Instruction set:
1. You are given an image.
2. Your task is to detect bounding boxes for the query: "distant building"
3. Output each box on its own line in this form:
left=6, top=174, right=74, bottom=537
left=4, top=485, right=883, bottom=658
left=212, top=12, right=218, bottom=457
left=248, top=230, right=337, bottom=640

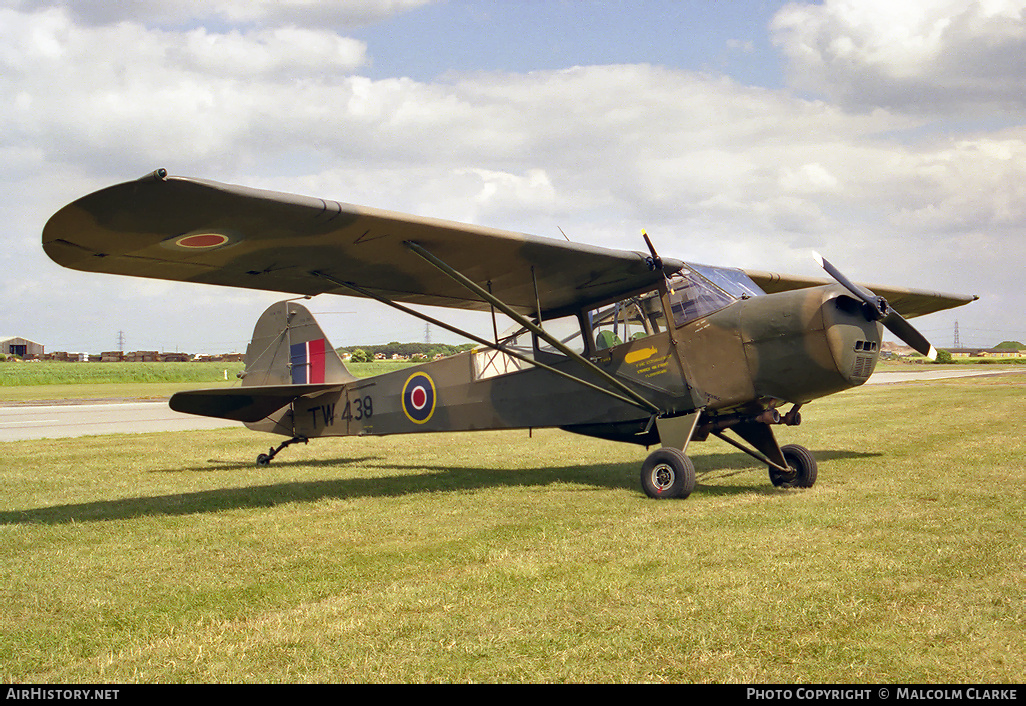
left=42, top=351, right=85, bottom=362
left=193, top=352, right=243, bottom=362
left=1, top=336, right=44, bottom=359
left=946, top=348, right=1026, bottom=359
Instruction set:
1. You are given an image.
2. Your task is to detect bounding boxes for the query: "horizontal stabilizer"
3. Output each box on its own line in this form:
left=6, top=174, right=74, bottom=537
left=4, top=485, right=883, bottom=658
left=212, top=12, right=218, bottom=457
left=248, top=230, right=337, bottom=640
left=170, top=384, right=342, bottom=423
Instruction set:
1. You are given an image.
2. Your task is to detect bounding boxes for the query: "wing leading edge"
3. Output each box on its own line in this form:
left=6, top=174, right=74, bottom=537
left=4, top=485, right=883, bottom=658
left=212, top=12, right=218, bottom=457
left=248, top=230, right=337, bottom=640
left=43, top=170, right=975, bottom=320
left=42, top=170, right=673, bottom=318
left=744, top=269, right=978, bottom=319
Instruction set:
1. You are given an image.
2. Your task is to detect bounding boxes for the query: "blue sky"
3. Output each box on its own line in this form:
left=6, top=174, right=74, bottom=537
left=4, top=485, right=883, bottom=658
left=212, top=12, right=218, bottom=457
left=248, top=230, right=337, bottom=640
left=349, top=1, right=785, bottom=85
left=3, top=0, right=1025, bottom=353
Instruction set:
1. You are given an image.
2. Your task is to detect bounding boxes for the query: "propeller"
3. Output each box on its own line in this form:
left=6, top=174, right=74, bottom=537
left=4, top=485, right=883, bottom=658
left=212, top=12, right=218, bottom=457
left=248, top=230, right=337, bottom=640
left=813, top=252, right=938, bottom=361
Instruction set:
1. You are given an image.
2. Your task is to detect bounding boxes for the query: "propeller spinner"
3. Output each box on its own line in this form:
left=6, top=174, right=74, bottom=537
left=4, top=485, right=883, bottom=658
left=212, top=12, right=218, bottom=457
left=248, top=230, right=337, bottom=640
left=814, top=253, right=938, bottom=361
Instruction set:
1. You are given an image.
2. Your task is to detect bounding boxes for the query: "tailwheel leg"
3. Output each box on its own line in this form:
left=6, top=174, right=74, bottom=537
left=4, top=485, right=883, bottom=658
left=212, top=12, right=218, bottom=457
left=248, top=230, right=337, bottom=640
left=256, top=436, right=308, bottom=466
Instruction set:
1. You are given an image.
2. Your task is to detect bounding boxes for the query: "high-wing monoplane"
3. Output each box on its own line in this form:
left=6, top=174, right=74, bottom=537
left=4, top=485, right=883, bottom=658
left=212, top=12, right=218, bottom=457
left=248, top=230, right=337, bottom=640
left=42, top=170, right=977, bottom=498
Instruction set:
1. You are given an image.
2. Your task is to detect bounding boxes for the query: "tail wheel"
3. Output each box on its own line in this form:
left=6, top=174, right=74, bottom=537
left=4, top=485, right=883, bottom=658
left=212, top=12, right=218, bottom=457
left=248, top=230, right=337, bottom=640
left=641, top=447, right=696, bottom=499
left=769, top=443, right=818, bottom=488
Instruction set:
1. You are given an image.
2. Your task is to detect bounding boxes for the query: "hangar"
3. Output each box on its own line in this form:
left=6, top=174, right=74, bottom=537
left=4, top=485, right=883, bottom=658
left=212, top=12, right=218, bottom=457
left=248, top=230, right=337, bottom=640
left=1, top=336, right=44, bottom=359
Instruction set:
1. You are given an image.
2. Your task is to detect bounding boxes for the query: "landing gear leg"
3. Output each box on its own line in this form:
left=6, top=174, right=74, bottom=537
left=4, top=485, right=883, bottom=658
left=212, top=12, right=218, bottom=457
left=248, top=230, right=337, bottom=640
left=642, top=413, right=702, bottom=499
left=256, top=436, right=308, bottom=466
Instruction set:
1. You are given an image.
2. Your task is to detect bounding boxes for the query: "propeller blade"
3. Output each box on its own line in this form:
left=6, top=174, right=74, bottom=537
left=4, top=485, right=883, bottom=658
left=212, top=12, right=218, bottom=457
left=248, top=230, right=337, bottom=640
left=882, top=311, right=938, bottom=360
left=813, top=252, right=872, bottom=302
left=813, top=252, right=938, bottom=361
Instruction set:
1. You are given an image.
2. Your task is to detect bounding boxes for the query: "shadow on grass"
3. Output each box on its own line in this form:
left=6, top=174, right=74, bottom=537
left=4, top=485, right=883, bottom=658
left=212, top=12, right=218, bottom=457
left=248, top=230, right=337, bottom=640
left=690, top=449, right=881, bottom=497
left=147, top=456, right=383, bottom=474
left=1, top=449, right=880, bottom=525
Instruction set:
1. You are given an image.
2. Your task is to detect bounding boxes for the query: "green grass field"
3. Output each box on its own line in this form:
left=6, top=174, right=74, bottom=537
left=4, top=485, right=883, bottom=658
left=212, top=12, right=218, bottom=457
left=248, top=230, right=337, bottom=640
left=0, top=360, right=417, bottom=402
left=1, top=373, right=1023, bottom=683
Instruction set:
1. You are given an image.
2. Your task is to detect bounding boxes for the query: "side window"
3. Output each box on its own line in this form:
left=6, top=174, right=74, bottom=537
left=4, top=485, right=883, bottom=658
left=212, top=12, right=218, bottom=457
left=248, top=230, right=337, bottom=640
left=474, top=315, right=586, bottom=379
left=536, top=314, right=587, bottom=355
left=587, top=290, right=664, bottom=351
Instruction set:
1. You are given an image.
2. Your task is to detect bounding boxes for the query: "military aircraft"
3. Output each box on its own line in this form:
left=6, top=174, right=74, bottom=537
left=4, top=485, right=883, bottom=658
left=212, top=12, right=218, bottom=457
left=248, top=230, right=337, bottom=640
left=42, top=169, right=977, bottom=499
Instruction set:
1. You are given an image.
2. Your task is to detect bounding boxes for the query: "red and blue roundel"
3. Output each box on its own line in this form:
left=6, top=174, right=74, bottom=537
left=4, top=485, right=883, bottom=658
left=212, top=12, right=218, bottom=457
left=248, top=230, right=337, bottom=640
left=401, top=372, right=436, bottom=424
left=160, top=230, right=238, bottom=251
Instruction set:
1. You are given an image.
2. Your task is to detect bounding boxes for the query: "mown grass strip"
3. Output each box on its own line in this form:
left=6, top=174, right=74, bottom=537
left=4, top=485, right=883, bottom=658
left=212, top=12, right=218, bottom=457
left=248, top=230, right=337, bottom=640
left=0, top=361, right=416, bottom=402
left=0, top=374, right=1022, bottom=682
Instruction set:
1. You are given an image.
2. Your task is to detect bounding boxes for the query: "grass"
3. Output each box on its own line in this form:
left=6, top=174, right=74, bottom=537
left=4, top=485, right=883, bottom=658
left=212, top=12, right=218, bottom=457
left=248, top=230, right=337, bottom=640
left=0, top=361, right=245, bottom=386
left=0, top=374, right=1023, bottom=682
left=0, top=360, right=417, bottom=402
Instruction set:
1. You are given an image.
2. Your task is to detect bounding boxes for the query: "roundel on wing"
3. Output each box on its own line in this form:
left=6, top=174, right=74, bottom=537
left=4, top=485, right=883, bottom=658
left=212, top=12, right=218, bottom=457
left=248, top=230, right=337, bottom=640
left=401, top=372, right=436, bottom=424
left=176, top=233, right=230, bottom=248
left=160, top=230, right=238, bottom=251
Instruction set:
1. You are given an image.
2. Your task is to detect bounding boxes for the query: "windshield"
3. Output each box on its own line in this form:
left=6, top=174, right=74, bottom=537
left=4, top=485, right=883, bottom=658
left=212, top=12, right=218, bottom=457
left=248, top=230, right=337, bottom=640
left=689, top=264, right=765, bottom=299
left=666, top=268, right=737, bottom=327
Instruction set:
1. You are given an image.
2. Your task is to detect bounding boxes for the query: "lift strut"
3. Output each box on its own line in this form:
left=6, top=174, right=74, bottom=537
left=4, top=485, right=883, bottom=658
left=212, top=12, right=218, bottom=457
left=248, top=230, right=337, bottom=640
left=308, top=271, right=654, bottom=413
left=402, top=241, right=661, bottom=414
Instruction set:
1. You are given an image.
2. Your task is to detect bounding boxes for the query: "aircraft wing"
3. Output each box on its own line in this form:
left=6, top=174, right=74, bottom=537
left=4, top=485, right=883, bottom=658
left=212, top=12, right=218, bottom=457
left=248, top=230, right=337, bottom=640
left=43, top=170, right=675, bottom=317
left=743, top=269, right=978, bottom=319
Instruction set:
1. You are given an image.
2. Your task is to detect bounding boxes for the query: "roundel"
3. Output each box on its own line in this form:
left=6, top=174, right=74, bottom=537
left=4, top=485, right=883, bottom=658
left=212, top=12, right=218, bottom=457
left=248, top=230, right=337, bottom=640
left=160, top=230, right=237, bottom=252
left=175, top=233, right=230, bottom=248
left=401, top=372, right=436, bottom=424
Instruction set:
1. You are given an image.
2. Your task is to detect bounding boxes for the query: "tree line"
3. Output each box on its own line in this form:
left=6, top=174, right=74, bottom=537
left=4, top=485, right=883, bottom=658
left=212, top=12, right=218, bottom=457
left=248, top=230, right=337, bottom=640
left=338, top=342, right=476, bottom=362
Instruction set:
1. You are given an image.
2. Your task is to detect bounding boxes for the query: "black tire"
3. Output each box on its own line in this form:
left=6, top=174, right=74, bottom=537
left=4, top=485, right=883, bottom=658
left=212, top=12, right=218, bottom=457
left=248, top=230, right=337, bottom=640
left=769, top=443, right=818, bottom=488
left=256, top=453, right=272, bottom=467
left=640, top=447, right=696, bottom=499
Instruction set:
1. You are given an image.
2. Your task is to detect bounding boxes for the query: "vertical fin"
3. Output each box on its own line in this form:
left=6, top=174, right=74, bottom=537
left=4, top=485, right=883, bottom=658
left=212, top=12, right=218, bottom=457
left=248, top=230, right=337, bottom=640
left=242, top=300, right=356, bottom=387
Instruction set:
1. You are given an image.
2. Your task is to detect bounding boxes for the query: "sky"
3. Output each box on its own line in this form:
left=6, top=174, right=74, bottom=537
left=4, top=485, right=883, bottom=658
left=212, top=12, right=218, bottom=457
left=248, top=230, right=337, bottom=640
left=2, top=0, right=1025, bottom=354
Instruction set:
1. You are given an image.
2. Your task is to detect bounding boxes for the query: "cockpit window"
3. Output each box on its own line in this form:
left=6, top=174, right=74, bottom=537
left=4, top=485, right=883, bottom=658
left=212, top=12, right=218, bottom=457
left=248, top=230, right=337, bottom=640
left=587, top=290, right=665, bottom=351
left=536, top=314, right=587, bottom=355
left=666, top=269, right=737, bottom=327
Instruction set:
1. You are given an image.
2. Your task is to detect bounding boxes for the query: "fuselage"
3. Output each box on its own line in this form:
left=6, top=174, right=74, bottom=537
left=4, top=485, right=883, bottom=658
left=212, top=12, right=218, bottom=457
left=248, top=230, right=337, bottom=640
left=244, top=269, right=882, bottom=447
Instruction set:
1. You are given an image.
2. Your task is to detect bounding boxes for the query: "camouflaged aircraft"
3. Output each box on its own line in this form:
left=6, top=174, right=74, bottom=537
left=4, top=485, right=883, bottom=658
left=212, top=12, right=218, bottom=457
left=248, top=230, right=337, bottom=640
left=43, top=169, right=978, bottom=499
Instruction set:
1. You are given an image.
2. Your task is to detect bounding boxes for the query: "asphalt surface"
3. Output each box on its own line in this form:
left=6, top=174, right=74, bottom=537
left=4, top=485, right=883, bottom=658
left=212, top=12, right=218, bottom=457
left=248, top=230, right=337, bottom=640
left=1, top=367, right=1021, bottom=442
left=863, top=367, right=1022, bottom=384
left=0, top=399, right=236, bottom=442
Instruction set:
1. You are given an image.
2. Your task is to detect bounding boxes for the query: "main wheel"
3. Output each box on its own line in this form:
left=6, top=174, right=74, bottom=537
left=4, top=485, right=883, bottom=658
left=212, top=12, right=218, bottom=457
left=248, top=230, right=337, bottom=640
left=640, top=447, right=696, bottom=499
left=769, top=443, right=818, bottom=488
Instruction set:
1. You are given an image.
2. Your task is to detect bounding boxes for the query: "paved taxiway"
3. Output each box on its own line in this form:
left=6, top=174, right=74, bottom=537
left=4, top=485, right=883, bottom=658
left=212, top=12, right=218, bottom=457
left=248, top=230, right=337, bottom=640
left=0, top=399, right=236, bottom=442
left=863, top=367, right=1022, bottom=384
left=1, top=367, right=1021, bottom=442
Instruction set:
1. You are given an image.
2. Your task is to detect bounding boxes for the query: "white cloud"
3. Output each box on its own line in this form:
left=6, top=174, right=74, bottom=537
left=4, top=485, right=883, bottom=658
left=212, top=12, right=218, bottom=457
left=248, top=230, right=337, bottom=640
left=3, top=3, right=1021, bottom=351
left=772, top=0, right=1026, bottom=112
left=177, top=27, right=367, bottom=77
left=779, top=163, right=840, bottom=194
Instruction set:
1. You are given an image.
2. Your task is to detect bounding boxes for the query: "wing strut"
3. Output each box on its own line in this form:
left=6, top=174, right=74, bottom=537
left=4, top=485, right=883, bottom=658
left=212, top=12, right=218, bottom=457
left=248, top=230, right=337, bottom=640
left=309, top=271, right=656, bottom=413
left=403, top=241, right=662, bottom=414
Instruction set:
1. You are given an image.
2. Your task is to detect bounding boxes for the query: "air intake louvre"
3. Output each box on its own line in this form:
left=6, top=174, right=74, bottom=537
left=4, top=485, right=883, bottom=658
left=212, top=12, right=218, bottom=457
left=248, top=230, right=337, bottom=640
left=852, top=355, right=873, bottom=380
